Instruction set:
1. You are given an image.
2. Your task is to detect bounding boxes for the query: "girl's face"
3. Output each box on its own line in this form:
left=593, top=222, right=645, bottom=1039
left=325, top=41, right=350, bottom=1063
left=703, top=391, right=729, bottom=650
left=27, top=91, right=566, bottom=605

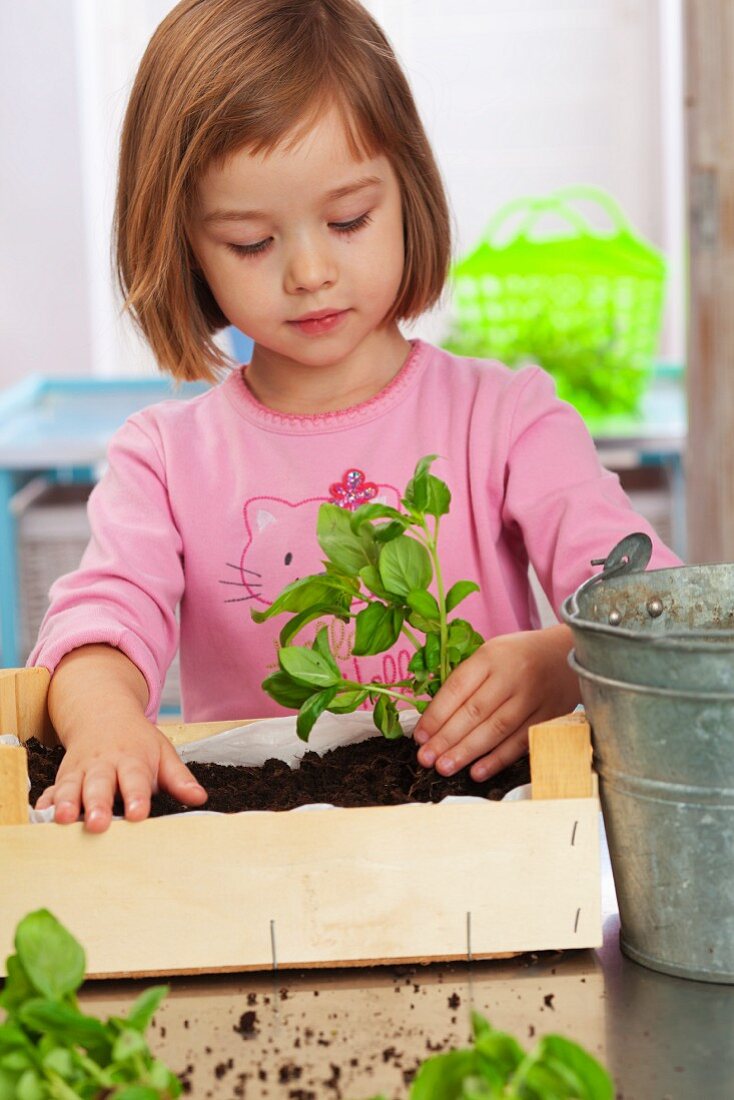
left=189, top=107, right=406, bottom=376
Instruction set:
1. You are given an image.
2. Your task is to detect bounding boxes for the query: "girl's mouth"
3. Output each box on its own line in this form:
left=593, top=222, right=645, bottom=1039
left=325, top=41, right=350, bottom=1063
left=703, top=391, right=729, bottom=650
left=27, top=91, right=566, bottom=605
left=288, top=309, right=350, bottom=336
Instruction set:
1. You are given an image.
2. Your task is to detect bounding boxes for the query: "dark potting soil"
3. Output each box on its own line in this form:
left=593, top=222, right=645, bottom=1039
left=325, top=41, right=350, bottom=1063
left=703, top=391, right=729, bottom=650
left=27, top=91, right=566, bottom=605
left=24, top=735, right=531, bottom=817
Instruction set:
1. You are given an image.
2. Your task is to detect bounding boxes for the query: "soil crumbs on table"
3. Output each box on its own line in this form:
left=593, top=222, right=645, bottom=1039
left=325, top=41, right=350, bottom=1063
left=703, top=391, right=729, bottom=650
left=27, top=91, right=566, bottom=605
left=25, top=735, right=530, bottom=815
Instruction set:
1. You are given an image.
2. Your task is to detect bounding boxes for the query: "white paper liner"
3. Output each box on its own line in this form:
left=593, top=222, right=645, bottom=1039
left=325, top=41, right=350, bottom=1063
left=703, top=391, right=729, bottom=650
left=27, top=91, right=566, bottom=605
left=7, top=708, right=532, bottom=824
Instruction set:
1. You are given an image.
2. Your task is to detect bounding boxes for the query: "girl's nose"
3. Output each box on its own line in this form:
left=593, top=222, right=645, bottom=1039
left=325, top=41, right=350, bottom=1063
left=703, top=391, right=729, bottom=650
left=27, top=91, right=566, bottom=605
left=284, top=237, right=337, bottom=294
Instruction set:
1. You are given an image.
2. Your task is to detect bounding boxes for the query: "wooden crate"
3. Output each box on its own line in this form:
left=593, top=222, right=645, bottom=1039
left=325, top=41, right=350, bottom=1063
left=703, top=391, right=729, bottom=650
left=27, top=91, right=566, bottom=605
left=0, top=668, right=601, bottom=979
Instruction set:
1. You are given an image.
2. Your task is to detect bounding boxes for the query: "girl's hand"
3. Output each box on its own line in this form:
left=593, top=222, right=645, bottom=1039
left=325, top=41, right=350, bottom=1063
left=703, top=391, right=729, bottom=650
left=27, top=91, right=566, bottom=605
left=413, top=624, right=580, bottom=781
left=35, top=720, right=208, bottom=833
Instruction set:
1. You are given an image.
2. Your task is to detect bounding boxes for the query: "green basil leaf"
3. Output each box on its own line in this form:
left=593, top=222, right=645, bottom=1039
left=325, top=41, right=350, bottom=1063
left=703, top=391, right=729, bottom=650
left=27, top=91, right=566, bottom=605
left=373, top=696, right=403, bottom=739
left=359, top=566, right=391, bottom=600
left=349, top=503, right=408, bottom=531
left=407, top=648, right=426, bottom=673
left=148, top=1059, right=183, bottom=1093
left=112, top=1028, right=148, bottom=1062
left=447, top=646, right=463, bottom=668
left=379, top=536, right=432, bottom=598
left=403, top=456, right=452, bottom=518
left=0, top=1070, right=21, bottom=1100
left=406, top=590, right=440, bottom=621
left=317, top=504, right=374, bottom=574
left=279, top=605, right=344, bottom=648
left=15, top=1069, right=44, bottom=1100
left=326, top=690, right=369, bottom=714
left=525, top=1036, right=615, bottom=1099
left=14, top=911, right=85, bottom=1001
left=0, top=1051, right=33, bottom=1073
left=446, top=620, right=485, bottom=660
left=0, top=1025, right=31, bottom=1055
left=353, top=603, right=404, bottom=656
left=373, top=520, right=408, bottom=544
left=17, top=1000, right=109, bottom=1056
left=261, top=672, right=316, bottom=709
left=124, top=985, right=169, bottom=1033
left=408, top=454, right=440, bottom=483
left=424, top=633, right=441, bottom=672
left=279, top=646, right=342, bottom=688
left=251, top=573, right=357, bottom=623
left=474, top=1033, right=525, bottom=1081
left=296, top=687, right=338, bottom=741
left=40, top=1047, right=74, bottom=1079
left=311, top=626, right=341, bottom=676
left=409, top=1050, right=479, bottom=1099
left=445, top=580, right=480, bottom=612
left=0, top=955, right=35, bottom=1012
left=406, top=610, right=435, bottom=633
left=112, top=1089, right=161, bottom=1100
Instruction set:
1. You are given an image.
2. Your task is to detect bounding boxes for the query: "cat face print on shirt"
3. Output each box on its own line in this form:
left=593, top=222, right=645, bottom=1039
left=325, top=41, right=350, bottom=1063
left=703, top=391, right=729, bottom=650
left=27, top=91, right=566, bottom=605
left=220, top=467, right=412, bottom=695
left=222, top=468, right=400, bottom=609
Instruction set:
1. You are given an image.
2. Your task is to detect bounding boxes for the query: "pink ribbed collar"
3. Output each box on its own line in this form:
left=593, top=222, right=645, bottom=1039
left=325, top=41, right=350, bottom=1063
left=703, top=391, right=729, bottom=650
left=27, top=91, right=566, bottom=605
left=223, top=338, right=428, bottom=434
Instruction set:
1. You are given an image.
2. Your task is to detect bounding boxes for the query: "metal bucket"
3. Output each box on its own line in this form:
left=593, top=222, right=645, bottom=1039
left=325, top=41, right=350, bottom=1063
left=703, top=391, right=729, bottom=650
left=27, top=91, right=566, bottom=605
left=562, top=533, right=734, bottom=690
left=563, top=535, right=734, bottom=982
left=570, top=655, right=734, bottom=983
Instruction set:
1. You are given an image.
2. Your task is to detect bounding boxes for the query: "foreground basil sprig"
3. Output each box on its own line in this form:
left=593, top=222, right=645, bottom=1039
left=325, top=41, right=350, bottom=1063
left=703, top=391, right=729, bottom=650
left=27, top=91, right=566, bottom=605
left=366, top=1011, right=614, bottom=1099
left=0, top=909, right=181, bottom=1099
left=252, top=455, right=485, bottom=740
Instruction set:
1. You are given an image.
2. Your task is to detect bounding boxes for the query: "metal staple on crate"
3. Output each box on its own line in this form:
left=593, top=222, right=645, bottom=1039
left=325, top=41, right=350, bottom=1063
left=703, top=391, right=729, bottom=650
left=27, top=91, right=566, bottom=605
left=270, top=918, right=278, bottom=972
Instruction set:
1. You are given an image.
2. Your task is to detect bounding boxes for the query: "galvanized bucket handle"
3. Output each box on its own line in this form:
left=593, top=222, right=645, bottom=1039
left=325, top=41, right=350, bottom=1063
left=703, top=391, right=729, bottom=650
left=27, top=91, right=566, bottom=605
left=564, top=532, right=653, bottom=618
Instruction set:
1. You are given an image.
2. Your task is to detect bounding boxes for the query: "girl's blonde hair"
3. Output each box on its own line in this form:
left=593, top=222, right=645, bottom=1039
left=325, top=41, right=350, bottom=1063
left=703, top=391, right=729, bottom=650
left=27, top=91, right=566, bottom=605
left=114, top=0, right=452, bottom=382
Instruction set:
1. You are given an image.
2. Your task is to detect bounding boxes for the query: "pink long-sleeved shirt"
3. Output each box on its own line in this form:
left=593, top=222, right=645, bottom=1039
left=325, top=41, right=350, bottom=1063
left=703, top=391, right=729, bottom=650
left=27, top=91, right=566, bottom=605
left=29, top=339, right=681, bottom=721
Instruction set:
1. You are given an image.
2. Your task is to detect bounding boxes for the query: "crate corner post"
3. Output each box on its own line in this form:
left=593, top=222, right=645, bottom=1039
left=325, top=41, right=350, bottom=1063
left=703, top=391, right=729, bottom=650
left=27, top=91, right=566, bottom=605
left=529, top=711, right=593, bottom=799
left=0, top=666, right=55, bottom=746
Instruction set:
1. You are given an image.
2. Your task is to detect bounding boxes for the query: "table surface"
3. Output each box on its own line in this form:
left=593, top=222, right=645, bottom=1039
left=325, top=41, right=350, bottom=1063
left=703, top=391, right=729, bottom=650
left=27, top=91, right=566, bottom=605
left=76, top=834, right=732, bottom=1100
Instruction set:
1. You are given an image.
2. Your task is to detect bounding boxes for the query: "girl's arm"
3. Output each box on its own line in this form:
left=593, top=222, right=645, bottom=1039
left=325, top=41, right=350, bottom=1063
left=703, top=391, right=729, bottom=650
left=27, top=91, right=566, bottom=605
left=36, top=644, right=207, bottom=832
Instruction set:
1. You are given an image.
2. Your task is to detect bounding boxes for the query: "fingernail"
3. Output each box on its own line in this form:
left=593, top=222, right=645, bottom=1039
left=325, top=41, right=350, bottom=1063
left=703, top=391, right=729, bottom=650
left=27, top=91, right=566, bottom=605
left=473, top=766, right=488, bottom=780
left=87, top=808, right=103, bottom=824
left=419, top=749, right=435, bottom=766
left=127, top=799, right=143, bottom=814
left=440, top=757, right=456, bottom=775
left=413, top=727, right=428, bottom=744
left=58, top=801, right=75, bottom=816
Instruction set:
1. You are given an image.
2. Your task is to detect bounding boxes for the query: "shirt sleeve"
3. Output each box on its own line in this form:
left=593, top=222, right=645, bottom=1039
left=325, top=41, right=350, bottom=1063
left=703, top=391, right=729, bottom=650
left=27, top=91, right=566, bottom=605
left=500, top=366, right=683, bottom=614
left=27, top=416, right=184, bottom=719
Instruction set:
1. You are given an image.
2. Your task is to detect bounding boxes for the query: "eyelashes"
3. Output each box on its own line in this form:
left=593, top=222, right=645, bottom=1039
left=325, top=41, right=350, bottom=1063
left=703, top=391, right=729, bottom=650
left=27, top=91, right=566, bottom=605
left=226, top=212, right=373, bottom=259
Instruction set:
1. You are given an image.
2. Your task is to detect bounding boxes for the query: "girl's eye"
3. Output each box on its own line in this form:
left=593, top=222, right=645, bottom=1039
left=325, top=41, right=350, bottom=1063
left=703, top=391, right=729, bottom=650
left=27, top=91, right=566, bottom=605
left=330, top=212, right=373, bottom=235
left=225, top=213, right=372, bottom=259
left=227, top=238, right=272, bottom=258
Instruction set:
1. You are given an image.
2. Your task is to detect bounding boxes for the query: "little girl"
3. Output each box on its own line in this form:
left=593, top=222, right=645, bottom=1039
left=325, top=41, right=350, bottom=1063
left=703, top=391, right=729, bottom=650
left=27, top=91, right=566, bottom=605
left=30, top=0, right=680, bottom=831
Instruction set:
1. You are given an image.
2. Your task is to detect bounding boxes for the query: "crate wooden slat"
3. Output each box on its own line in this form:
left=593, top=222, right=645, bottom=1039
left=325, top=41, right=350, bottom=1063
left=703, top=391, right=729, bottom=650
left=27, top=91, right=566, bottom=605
left=0, top=668, right=601, bottom=978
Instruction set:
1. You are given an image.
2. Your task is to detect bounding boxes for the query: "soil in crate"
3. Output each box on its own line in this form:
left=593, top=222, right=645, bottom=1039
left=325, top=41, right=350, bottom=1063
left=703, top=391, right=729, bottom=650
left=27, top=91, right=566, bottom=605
left=25, top=736, right=531, bottom=816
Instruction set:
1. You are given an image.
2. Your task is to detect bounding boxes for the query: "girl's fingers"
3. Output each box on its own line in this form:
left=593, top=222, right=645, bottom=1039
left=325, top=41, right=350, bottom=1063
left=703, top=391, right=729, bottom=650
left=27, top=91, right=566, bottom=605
left=48, top=772, right=85, bottom=824
left=157, top=742, right=208, bottom=806
left=35, top=784, right=56, bottom=810
left=432, top=697, right=533, bottom=776
left=416, top=678, right=514, bottom=770
left=414, top=657, right=490, bottom=748
left=117, top=759, right=155, bottom=821
left=81, top=764, right=118, bottom=832
left=468, top=709, right=544, bottom=782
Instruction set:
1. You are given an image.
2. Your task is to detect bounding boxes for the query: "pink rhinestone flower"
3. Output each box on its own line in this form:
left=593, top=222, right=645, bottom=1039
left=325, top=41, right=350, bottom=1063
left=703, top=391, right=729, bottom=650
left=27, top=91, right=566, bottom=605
left=329, top=468, right=379, bottom=511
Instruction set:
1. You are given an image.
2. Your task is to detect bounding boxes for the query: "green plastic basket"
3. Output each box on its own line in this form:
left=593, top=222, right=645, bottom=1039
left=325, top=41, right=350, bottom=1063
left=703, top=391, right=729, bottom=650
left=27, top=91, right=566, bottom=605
left=443, top=186, right=667, bottom=419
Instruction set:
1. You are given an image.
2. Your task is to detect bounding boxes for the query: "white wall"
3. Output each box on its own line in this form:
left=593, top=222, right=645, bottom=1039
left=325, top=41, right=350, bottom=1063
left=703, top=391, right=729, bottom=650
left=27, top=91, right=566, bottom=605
left=0, top=2, right=91, bottom=386
left=0, top=0, right=685, bottom=388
